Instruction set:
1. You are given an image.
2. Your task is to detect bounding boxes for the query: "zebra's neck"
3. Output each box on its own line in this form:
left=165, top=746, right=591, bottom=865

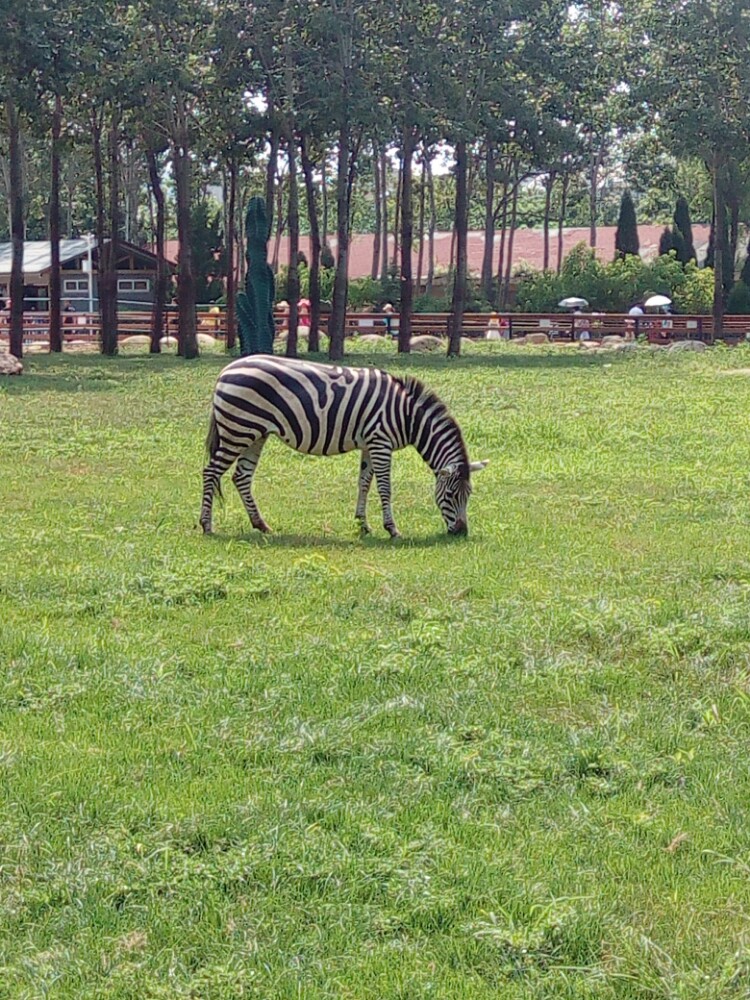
left=404, top=379, right=469, bottom=474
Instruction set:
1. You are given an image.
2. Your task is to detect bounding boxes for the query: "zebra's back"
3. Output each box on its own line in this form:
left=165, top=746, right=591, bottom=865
left=213, top=356, right=403, bottom=456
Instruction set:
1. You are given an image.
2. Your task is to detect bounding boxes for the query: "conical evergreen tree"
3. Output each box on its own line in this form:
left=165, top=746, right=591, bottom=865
left=740, top=237, right=750, bottom=287
left=658, top=227, right=676, bottom=257
left=673, top=196, right=696, bottom=264
left=614, top=190, right=640, bottom=259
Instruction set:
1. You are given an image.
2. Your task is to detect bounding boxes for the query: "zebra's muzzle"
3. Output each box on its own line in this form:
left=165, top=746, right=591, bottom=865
left=449, top=520, right=468, bottom=537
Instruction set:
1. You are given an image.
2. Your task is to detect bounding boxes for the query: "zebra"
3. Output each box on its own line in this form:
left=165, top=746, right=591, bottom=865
left=200, top=355, right=488, bottom=538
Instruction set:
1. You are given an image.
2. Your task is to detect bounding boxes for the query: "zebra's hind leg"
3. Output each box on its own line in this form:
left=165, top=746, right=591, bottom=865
left=355, top=451, right=374, bottom=534
left=200, top=445, right=240, bottom=534
left=370, top=443, right=400, bottom=538
left=232, top=437, right=271, bottom=533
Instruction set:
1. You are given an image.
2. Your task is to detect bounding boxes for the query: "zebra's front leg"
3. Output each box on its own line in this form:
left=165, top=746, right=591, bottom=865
left=355, top=452, right=374, bottom=534
left=232, top=437, right=271, bottom=533
left=370, top=444, right=400, bottom=538
left=200, top=447, right=239, bottom=534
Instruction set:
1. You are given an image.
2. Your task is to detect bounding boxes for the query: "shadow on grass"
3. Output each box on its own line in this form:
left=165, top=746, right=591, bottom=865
left=204, top=528, right=456, bottom=550
left=3, top=351, right=229, bottom=394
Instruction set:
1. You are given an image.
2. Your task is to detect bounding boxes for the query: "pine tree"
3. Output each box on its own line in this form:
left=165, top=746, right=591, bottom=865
left=673, top=196, right=696, bottom=264
left=614, top=190, right=640, bottom=259
left=658, top=227, right=676, bottom=257
left=740, top=237, right=750, bottom=287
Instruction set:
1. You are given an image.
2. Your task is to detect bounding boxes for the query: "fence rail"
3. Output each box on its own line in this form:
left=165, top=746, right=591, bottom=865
left=2, top=308, right=750, bottom=348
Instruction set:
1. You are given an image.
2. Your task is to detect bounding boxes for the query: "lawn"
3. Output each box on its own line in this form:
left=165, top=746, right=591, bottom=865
left=3, top=342, right=750, bottom=999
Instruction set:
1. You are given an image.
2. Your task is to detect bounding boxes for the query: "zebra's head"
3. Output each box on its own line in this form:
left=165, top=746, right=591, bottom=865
left=435, top=460, right=489, bottom=536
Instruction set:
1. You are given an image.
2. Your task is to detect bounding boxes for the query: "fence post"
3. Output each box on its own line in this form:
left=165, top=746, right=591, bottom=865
left=508, top=315, right=513, bottom=340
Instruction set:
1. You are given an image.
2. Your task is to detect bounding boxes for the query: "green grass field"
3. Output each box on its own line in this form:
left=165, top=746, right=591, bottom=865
left=3, top=342, right=750, bottom=998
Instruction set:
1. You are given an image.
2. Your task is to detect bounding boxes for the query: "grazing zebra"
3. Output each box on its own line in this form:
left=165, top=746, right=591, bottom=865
left=200, top=356, right=488, bottom=538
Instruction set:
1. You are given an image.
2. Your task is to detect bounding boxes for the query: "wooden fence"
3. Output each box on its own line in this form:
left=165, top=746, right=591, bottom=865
left=2, top=307, right=750, bottom=347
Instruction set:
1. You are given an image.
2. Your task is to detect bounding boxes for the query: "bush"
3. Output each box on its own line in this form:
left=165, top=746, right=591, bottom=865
left=673, top=262, right=713, bottom=314
left=727, top=280, right=750, bottom=315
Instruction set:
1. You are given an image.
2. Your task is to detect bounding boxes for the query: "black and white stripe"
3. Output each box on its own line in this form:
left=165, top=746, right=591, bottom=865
left=200, top=356, right=487, bottom=537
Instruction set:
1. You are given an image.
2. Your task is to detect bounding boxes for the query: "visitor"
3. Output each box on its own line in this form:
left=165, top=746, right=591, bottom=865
left=573, top=307, right=591, bottom=342
left=628, top=302, right=644, bottom=317
left=63, top=299, right=76, bottom=327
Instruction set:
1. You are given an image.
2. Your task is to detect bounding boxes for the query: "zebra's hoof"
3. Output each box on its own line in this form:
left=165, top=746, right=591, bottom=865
left=387, top=528, right=401, bottom=540
left=200, top=522, right=213, bottom=535
left=357, top=521, right=371, bottom=536
left=254, top=521, right=272, bottom=534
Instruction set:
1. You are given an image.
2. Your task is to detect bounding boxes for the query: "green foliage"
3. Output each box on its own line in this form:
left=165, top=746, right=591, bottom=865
left=191, top=201, right=224, bottom=304
left=237, top=197, right=274, bottom=355
left=672, top=261, right=715, bottom=314
left=674, top=196, right=697, bottom=263
left=516, top=242, right=717, bottom=313
left=727, top=280, right=750, bottom=314
left=614, top=190, right=639, bottom=258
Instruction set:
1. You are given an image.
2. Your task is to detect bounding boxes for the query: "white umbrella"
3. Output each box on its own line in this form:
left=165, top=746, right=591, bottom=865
left=644, top=294, right=672, bottom=308
left=558, top=297, right=589, bottom=309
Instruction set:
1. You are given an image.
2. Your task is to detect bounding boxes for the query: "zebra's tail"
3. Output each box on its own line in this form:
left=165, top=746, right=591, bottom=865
left=205, top=409, right=224, bottom=501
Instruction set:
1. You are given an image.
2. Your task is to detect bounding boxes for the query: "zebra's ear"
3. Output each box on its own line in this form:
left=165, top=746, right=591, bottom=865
left=436, top=463, right=459, bottom=478
left=469, top=460, right=489, bottom=473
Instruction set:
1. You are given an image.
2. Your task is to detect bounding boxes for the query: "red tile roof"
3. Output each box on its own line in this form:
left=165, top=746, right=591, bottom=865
left=163, top=224, right=712, bottom=280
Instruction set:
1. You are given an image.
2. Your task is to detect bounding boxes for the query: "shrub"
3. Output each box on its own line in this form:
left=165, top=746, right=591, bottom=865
left=673, top=261, right=714, bottom=314
left=727, top=280, right=750, bottom=315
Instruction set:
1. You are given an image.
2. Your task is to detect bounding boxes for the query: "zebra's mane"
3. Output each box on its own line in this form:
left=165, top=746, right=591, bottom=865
left=395, top=374, right=470, bottom=474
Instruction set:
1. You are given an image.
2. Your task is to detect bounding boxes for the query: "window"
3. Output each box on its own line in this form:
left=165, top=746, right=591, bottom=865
left=118, top=278, right=150, bottom=293
left=64, top=278, right=89, bottom=292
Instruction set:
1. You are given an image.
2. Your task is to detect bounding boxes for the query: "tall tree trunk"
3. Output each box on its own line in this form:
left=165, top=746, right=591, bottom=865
left=226, top=152, right=237, bottom=351
left=92, top=113, right=107, bottom=351
left=416, top=152, right=426, bottom=294
left=542, top=170, right=556, bottom=272
left=272, top=179, right=283, bottom=272
left=426, top=154, right=435, bottom=294
left=447, top=140, right=468, bottom=357
left=480, top=141, right=495, bottom=301
left=557, top=173, right=569, bottom=274
left=301, top=134, right=321, bottom=352
left=329, top=122, right=350, bottom=360
left=371, top=140, right=381, bottom=280
left=6, top=97, right=24, bottom=359
left=48, top=93, right=63, bottom=353
left=391, top=152, right=402, bottom=273
left=379, top=147, right=388, bottom=283
left=146, top=147, right=166, bottom=353
left=173, top=122, right=197, bottom=359
left=712, top=153, right=725, bottom=340
left=501, top=174, right=519, bottom=308
left=321, top=154, right=329, bottom=249
left=399, top=123, right=415, bottom=353
left=266, top=125, right=278, bottom=239
left=589, top=144, right=604, bottom=248
left=286, top=136, right=300, bottom=358
left=495, top=173, right=509, bottom=306
left=101, top=113, right=120, bottom=356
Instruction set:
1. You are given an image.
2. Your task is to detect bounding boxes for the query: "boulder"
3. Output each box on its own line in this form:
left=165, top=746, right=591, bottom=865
left=121, top=335, right=151, bottom=347
left=524, top=332, right=549, bottom=345
left=160, top=335, right=178, bottom=349
left=410, top=335, right=444, bottom=352
left=601, top=335, right=625, bottom=346
left=358, top=334, right=390, bottom=345
left=197, top=333, right=218, bottom=347
left=669, top=339, right=707, bottom=353
left=0, top=353, right=22, bottom=375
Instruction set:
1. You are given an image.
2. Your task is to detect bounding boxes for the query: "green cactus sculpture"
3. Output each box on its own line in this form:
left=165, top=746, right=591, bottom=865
left=237, top=197, right=275, bottom=355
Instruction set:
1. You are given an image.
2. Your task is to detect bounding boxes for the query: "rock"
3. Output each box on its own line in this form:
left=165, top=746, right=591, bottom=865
left=121, top=335, right=151, bottom=347
left=197, top=333, right=218, bottom=347
left=160, top=335, right=178, bottom=349
left=357, top=334, right=390, bottom=345
left=410, top=335, right=444, bottom=352
left=612, top=341, right=638, bottom=352
left=669, top=339, right=707, bottom=353
left=601, top=335, right=625, bottom=346
left=0, top=353, right=22, bottom=375
left=524, top=332, right=549, bottom=345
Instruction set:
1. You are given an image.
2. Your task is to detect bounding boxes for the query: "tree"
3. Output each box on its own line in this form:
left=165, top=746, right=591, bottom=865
left=637, top=0, right=750, bottom=335
left=673, top=195, right=696, bottom=264
left=614, top=190, right=639, bottom=258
